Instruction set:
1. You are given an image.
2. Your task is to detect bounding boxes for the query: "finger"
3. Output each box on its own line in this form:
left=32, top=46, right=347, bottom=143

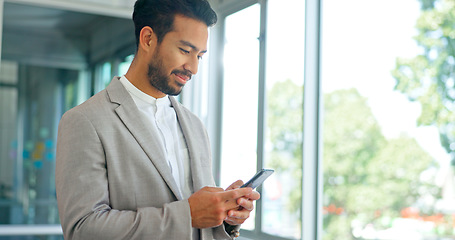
left=225, top=180, right=244, bottom=191
left=237, top=198, right=254, bottom=211
left=223, top=196, right=243, bottom=209
left=224, top=218, right=238, bottom=226
left=224, top=200, right=240, bottom=211
left=225, top=217, right=246, bottom=226
left=220, top=187, right=252, bottom=201
left=203, top=186, right=225, bottom=193
left=225, top=215, right=246, bottom=226
left=245, top=190, right=260, bottom=201
left=226, top=209, right=250, bottom=221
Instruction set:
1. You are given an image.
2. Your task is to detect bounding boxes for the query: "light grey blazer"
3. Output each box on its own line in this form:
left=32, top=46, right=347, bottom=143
left=56, top=77, right=233, bottom=240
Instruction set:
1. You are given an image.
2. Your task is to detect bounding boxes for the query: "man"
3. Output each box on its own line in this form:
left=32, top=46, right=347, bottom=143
left=55, top=0, right=260, bottom=239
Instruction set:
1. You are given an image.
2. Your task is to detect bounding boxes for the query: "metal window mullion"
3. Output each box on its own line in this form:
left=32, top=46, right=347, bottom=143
left=255, top=0, right=267, bottom=235
left=14, top=65, right=26, bottom=219
left=0, top=0, right=3, bottom=64
left=207, top=13, right=225, bottom=186
left=302, top=0, right=322, bottom=239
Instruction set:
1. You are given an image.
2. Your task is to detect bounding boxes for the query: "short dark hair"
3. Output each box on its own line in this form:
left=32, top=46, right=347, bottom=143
left=132, top=0, right=217, bottom=46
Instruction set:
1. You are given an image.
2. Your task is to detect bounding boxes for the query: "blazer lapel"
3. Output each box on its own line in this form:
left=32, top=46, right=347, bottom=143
left=105, top=77, right=183, bottom=200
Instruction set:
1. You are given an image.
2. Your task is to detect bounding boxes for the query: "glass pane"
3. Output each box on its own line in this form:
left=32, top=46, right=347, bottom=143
left=118, top=55, right=134, bottom=76
left=219, top=4, right=260, bottom=230
left=0, top=62, right=18, bottom=225
left=263, top=0, right=305, bottom=238
left=0, top=63, right=80, bottom=229
left=321, top=0, right=454, bottom=239
left=101, top=62, right=112, bottom=90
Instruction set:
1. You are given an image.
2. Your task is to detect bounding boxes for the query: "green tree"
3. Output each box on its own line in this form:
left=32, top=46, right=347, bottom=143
left=366, top=137, right=436, bottom=221
left=392, top=0, right=455, bottom=163
left=323, top=89, right=434, bottom=239
left=267, top=79, right=303, bottom=213
left=266, top=82, right=435, bottom=239
left=323, top=89, right=385, bottom=239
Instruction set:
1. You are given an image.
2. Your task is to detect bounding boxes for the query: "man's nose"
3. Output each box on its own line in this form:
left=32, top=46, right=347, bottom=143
left=183, top=55, right=199, bottom=75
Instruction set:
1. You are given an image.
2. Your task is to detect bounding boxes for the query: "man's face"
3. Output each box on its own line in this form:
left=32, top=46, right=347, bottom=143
left=147, top=14, right=209, bottom=96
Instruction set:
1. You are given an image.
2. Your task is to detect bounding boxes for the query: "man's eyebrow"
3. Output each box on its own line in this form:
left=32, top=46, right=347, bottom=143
left=179, top=40, right=207, bottom=53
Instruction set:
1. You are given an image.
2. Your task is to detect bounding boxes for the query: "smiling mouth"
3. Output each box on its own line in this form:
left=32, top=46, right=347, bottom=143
left=172, top=71, right=192, bottom=85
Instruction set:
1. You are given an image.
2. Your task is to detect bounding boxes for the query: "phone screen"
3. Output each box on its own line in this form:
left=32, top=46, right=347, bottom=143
left=241, top=169, right=274, bottom=189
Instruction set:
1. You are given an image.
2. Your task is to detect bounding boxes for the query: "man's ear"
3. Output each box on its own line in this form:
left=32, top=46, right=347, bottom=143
left=139, top=26, right=157, bottom=53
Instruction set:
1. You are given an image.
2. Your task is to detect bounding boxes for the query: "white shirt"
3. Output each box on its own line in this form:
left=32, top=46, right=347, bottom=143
left=119, top=76, right=193, bottom=199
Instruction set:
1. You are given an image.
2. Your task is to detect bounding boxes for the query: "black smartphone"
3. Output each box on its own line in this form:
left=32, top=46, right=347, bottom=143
left=241, top=169, right=274, bottom=189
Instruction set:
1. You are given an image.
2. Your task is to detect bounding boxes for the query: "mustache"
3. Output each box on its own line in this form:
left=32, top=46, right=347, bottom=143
left=172, top=70, right=192, bottom=80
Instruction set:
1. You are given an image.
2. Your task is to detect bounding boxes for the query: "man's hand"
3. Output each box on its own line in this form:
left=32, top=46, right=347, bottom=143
left=224, top=180, right=261, bottom=226
left=188, top=186, right=253, bottom=228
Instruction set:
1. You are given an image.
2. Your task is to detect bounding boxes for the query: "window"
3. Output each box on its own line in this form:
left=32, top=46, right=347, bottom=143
left=0, top=61, right=80, bottom=239
left=215, top=0, right=306, bottom=239
left=321, top=0, right=455, bottom=239
left=262, top=0, right=305, bottom=238
left=219, top=7, right=261, bottom=231
left=94, top=61, right=112, bottom=94
left=0, top=61, right=19, bottom=225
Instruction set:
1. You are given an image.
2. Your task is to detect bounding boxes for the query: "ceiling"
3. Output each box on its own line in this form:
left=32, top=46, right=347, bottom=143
left=3, top=2, right=118, bottom=36
left=1, top=2, right=135, bottom=69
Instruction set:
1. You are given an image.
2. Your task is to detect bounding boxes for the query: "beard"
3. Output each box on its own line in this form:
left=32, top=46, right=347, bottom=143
left=147, top=50, right=192, bottom=96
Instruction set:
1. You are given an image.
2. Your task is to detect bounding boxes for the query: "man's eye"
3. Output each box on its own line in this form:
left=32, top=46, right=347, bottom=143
left=180, top=48, right=190, bottom=54
left=197, top=55, right=203, bottom=60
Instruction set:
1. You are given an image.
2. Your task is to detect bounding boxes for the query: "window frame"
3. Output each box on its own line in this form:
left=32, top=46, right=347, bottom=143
left=199, top=0, right=322, bottom=239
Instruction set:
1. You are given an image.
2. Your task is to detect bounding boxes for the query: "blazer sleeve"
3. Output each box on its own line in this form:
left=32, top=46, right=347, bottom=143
left=55, top=109, right=193, bottom=240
